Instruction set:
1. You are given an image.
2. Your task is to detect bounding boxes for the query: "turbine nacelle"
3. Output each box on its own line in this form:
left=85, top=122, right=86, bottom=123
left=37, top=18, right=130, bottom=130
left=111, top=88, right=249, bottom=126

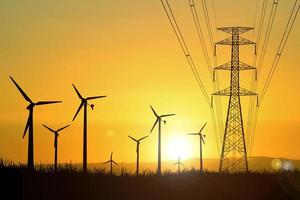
left=149, top=105, right=175, bottom=133
left=72, top=84, right=106, bottom=121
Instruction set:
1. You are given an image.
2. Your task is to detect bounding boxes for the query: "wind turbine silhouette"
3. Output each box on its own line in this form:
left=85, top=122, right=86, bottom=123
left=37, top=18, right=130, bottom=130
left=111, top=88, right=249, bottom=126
left=103, top=152, right=118, bottom=175
left=42, top=124, right=70, bottom=172
left=10, top=76, right=62, bottom=171
left=128, top=135, right=148, bottom=176
left=187, top=122, right=207, bottom=172
left=72, top=84, right=106, bottom=173
left=150, top=105, right=175, bottom=175
left=173, top=156, right=184, bottom=174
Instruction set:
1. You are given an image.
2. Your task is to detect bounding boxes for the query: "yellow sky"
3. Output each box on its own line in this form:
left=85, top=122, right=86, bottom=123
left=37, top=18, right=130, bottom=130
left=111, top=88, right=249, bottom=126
left=0, top=0, right=299, bottom=165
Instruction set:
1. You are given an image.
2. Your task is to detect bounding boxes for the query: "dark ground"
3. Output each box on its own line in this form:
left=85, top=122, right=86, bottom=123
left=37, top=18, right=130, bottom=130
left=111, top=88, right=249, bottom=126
left=1, top=164, right=300, bottom=200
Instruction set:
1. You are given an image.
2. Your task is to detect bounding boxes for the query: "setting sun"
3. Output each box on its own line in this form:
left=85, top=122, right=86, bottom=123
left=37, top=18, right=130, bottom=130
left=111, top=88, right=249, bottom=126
left=165, top=135, right=192, bottom=161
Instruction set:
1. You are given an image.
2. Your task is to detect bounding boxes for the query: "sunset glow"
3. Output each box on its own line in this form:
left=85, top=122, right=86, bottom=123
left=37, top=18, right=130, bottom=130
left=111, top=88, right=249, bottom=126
left=0, top=0, right=299, bottom=167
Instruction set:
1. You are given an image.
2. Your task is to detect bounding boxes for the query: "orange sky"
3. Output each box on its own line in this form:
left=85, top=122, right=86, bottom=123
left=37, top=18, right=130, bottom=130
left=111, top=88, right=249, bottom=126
left=0, top=0, right=299, bottom=166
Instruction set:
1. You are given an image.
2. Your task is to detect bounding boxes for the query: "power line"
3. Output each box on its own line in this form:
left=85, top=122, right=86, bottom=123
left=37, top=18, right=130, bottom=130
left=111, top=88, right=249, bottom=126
left=188, top=0, right=212, bottom=78
left=247, top=0, right=274, bottom=151
left=247, top=0, right=264, bottom=151
left=259, top=1, right=299, bottom=104
left=200, top=0, right=225, bottom=146
left=257, top=0, right=279, bottom=76
left=252, top=0, right=260, bottom=38
left=256, top=0, right=268, bottom=54
left=248, top=0, right=299, bottom=154
left=211, top=0, right=218, bottom=38
left=188, top=0, right=222, bottom=149
left=161, top=0, right=211, bottom=106
left=201, top=0, right=215, bottom=52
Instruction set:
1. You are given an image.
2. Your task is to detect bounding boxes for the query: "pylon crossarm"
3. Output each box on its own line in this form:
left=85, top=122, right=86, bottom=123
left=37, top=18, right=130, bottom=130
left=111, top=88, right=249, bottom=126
left=214, top=61, right=256, bottom=70
left=217, top=27, right=254, bottom=34
left=216, top=37, right=255, bottom=46
left=213, top=87, right=257, bottom=96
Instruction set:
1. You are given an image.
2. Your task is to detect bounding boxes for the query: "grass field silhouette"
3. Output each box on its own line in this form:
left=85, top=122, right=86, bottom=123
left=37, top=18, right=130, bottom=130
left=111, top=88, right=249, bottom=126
left=1, top=159, right=300, bottom=200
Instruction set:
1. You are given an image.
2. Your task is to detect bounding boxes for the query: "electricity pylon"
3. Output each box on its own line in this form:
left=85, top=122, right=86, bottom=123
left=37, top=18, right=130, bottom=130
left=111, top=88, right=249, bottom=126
left=212, top=27, right=258, bottom=173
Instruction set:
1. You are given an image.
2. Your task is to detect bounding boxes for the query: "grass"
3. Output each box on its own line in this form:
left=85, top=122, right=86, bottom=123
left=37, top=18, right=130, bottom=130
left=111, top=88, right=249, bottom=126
left=1, top=159, right=300, bottom=200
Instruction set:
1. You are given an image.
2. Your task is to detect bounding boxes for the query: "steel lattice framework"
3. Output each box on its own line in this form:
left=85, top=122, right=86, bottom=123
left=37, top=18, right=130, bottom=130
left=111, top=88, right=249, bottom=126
left=213, top=27, right=257, bottom=173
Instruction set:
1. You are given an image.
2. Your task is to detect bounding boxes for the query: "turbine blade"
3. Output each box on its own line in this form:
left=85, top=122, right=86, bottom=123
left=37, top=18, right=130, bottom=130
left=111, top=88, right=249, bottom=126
left=150, top=105, right=158, bottom=117
left=199, top=122, right=207, bottom=133
left=112, top=161, right=119, bottom=166
left=187, top=133, right=199, bottom=135
left=138, top=135, right=149, bottom=141
left=150, top=119, right=159, bottom=133
left=36, top=101, right=62, bottom=105
left=72, top=84, right=83, bottom=99
left=23, top=114, right=31, bottom=138
left=72, top=102, right=84, bottom=121
left=201, top=135, right=205, bottom=145
left=110, top=152, right=113, bottom=160
left=128, top=135, right=138, bottom=142
left=86, top=96, right=106, bottom=100
left=102, top=161, right=110, bottom=164
left=161, top=114, right=176, bottom=117
left=10, top=76, right=32, bottom=103
left=42, top=124, right=55, bottom=132
left=57, top=124, right=71, bottom=132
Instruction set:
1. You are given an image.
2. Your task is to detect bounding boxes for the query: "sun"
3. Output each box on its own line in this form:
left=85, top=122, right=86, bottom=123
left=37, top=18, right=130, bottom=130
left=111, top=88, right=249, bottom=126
left=165, top=135, right=192, bottom=161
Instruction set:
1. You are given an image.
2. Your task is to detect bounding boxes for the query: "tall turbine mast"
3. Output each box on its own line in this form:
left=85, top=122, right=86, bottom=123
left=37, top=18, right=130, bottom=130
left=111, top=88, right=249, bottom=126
left=150, top=105, right=175, bottom=175
left=173, top=156, right=184, bottom=174
left=212, top=27, right=258, bottom=173
left=103, top=152, right=118, bottom=175
left=72, top=84, right=106, bottom=173
left=128, top=135, right=148, bottom=176
left=10, top=76, right=62, bottom=171
left=187, top=122, right=207, bottom=172
left=43, top=124, right=70, bottom=172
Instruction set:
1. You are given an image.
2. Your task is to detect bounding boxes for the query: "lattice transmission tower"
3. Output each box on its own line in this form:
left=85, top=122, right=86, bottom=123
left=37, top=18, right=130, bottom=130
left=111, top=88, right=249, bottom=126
left=212, top=27, right=258, bottom=173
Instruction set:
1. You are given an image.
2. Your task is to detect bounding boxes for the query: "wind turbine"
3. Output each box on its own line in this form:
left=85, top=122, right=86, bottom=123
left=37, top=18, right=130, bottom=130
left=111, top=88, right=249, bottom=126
left=72, top=84, right=106, bottom=173
left=103, top=152, right=119, bottom=175
left=187, top=122, right=207, bottom=172
left=10, top=76, right=62, bottom=171
left=42, top=124, right=70, bottom=172
left=173, top=156, right=184, bottom=174
left=150, top=105, right=175, bottom=175
left=128, top=135, right=148, bottom=176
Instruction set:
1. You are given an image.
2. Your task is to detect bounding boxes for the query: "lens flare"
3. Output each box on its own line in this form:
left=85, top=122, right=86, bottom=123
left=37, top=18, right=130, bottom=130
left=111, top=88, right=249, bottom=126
left=271, top=159, right=282, bottom=170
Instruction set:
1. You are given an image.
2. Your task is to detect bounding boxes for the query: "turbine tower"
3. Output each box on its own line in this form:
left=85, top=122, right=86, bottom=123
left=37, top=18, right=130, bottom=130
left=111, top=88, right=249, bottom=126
left=187, top=122, right=207, bottom=172
left=10, top=76, right=62, bottom=171
left=173, top=156, right=184, bottom=174
left=212, top=27, right=258, bottom=173
left=103, top=152, right=119, bottom=175
left=128, top=135, right=148, bottom=176
left=72, top=84, right=106, bottom=173
left=43, top=124, right=70, bottom=172
left=150, top=105, right=175, bottom=175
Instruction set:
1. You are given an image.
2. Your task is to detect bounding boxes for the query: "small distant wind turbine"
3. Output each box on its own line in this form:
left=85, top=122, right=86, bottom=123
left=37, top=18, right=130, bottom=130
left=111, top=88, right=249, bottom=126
left=128, top=135, right=148, bottom=176
left=72, top=84, right=106, bottom=173
left=173, top=156, right=184, bottom=174
left=150, top=105, right=175, bottom=175
left=10, top=76, right=62, bottom=171
left=43, top=124, right=71, bottom=172
left=103, top=152, right=119, bottom=175
left=187, top=122, right=207, bottom=172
